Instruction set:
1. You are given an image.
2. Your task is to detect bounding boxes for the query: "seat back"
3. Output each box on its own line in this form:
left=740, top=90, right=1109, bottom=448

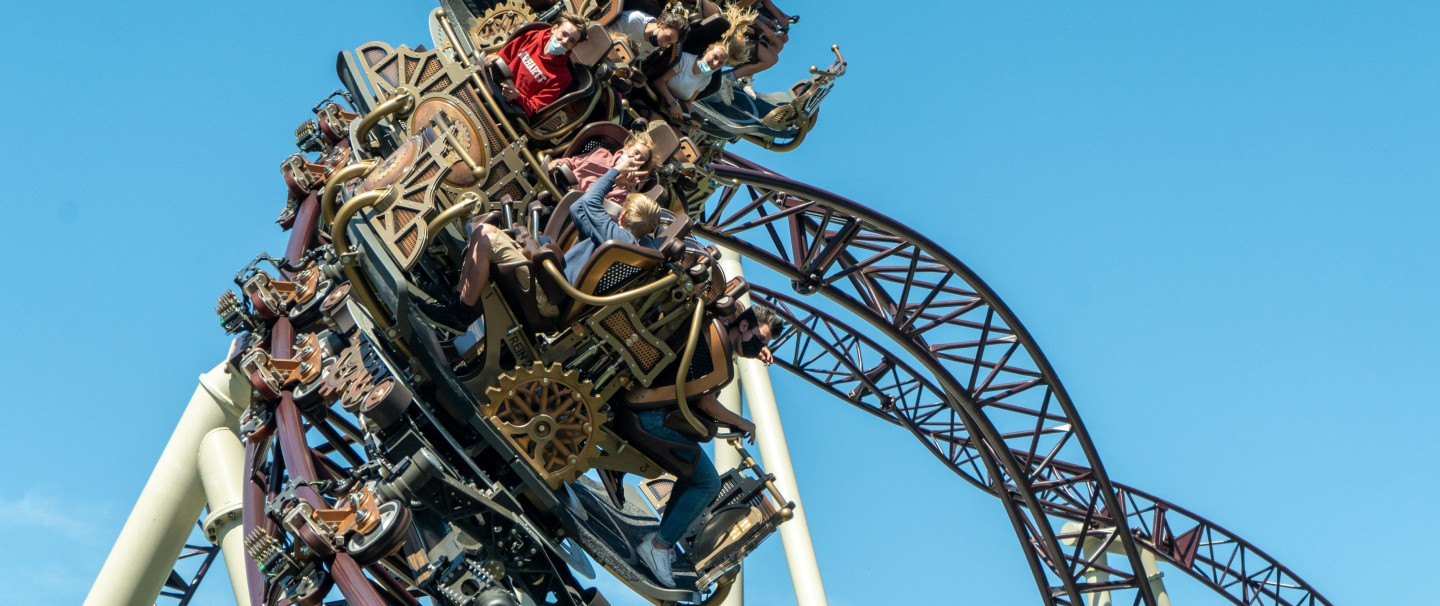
left=645, top=121, right=683, bottom=164
left=572, top=240, right=665, bottom=297
left=624, top=319, right=734, bottom=406
left=610, top=405, right=702, bottom=479
left=561, top=122, right=629, bottom=158
left=570, top=23, right=613, bottom=67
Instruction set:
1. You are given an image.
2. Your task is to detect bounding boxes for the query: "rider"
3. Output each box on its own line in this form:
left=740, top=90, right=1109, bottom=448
left=563, top=153, right=662, bottom=283
left=654, top=41, right=730, bottom=120
left=608, top=10, right=687, bottom=63
left=416, top=150, right=660, bottom=333
left=549, top=130, right=657, bottom=202
left=488, top=11, right=589, bottom=116
left=635, top=304, right=784, bottom=587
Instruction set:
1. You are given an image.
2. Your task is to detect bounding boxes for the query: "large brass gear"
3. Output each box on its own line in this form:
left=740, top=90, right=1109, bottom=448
left=470, top=0, right=536, bottom=52
left=482, top=362, right=606, bottom=488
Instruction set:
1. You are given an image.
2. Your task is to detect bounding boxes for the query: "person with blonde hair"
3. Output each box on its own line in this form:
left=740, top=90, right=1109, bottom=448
left=654, top=40, right=730, bottom=119
left=562, top=152, right=662, bottom=283
left=549, top=130, right=657, bottom=201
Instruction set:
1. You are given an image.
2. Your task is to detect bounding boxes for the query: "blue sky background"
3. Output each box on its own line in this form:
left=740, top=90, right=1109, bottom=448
left=1, top=1, right=1436, bottom=604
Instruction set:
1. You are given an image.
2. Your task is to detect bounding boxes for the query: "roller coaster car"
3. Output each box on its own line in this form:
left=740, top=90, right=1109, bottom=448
left=692, top=45, right=847, bottom=152
left=227, top=8, right=792, bottom=603
left=482, top=21, right=620, bottom=143
left=302, top=140, right=790, bottom=602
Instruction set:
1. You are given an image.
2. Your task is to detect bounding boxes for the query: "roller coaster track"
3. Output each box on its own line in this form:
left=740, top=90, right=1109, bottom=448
left=691, top=153, right=1331, bottom=606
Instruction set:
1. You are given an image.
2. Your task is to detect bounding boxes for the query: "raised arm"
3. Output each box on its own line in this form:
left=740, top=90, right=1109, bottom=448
left=571, top=168, right=635, bottom=245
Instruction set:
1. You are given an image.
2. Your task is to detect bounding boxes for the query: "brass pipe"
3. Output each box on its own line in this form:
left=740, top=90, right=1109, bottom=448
left=671, top=301, right=710, bottom=436
left=322, top=160, right=378, bottom=226
left=435, top=9, right=565, bottom=201
left=434, top=10, right=474, bottom=69
left=352, top=88, right=417, bottom=154
left=443, top=127, right=487, bottom=183
left=330, top=187, right=405, bottom=346
left=539, top=259, right=679, bottom=306
left=426, top=192, right=486, bottom=234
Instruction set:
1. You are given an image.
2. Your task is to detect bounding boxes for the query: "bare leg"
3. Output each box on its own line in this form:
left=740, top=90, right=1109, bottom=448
left=458, top=223, right=495, bottom=307
left=732, top=43, right=779, bottom=79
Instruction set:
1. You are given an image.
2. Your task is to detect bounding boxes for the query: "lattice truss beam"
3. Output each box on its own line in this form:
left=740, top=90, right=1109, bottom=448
left=692, top=153, right=1329, bottom=606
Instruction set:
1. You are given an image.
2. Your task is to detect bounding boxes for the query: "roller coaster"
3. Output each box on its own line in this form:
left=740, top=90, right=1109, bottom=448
left=87, top=2, right=1334, bottom=605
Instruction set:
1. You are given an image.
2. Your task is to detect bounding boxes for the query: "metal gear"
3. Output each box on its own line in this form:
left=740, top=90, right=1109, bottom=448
left=470, top=0, right=536, bottom=52
left=482, top=362, right=606, bottom=488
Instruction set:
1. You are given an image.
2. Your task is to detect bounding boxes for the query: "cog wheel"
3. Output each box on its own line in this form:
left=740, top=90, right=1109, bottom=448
left=483, top=362, right=606, bottom=488
left=470, top=0, right=536, bottom=52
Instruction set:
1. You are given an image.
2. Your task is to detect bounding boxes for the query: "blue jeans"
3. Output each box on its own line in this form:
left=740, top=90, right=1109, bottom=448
left=638, top=410, right=722, bottom=546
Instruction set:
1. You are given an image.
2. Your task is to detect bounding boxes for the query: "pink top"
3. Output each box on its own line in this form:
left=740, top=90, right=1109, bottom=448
left=554, top=146, right=636, bottom=202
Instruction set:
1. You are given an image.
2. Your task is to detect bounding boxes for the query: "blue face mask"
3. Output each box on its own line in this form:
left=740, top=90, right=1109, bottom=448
left=697, top=60, right=716, bottom=75
left=545, top=35, right=567, bottom=56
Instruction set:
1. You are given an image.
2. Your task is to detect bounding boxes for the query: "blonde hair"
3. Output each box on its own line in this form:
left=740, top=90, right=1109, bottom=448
left=623, top=130, right=658, bottom=171
left=705, top=40, right=733, bottom=66
left=721, top=3, right=757, bottom=65
left=620, top=193, right=661, bottom=237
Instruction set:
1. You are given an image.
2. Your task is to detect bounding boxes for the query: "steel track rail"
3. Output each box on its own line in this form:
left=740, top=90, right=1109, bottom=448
left=745, top=284, right=1330, bottom=606
left=695, top=152, right=1270, bottom=604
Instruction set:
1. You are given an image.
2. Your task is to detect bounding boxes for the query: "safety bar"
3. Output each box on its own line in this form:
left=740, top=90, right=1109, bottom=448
left=351, top=88, right=416, bottom=154
left=322, top=160, right=378, bottom=226
left=671, top=302, right=710, bottom=436
left=426, top=192, right=487, bottom=234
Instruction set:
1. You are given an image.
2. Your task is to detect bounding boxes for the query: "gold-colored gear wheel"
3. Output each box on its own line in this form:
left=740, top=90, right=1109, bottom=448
left=483, top=362, right=606, bottom=488
left=470, top=0, right=536, bottom=52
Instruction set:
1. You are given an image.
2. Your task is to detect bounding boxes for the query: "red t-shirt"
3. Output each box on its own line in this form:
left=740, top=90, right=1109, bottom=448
left=497, top=28, right=573, bottom=116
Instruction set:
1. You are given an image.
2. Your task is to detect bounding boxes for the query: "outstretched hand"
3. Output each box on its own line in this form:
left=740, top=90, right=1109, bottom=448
left=613, top=151, right=645, bottom=174
left=756, top=346, right=774, bottom=366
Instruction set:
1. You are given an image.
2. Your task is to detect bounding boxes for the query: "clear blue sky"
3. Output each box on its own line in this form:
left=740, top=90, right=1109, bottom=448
left=1, top=1, right=1436, bottom=604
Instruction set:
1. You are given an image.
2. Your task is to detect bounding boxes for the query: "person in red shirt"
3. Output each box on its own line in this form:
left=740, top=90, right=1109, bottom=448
left=488, top=12, right=589, bottom=116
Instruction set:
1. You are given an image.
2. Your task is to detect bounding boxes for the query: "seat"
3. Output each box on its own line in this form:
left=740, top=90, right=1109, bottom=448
left=624, top=319, right=733, bottom=409
left=548, top=121, right=688, bottom=210
left=490, top=227, right=569, bottom=334
left=610, top=405, right=703, bottom=480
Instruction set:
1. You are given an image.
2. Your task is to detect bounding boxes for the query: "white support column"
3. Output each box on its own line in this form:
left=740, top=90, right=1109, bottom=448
left=712, top=380, right=746, bottom=606
left=198, top=427, right=252, bottom=606
left=716, top=245, right=828, bottom=606
left=1061, top=522, right=1171, bottom=606
left=86, top=362, right=250, bottom=606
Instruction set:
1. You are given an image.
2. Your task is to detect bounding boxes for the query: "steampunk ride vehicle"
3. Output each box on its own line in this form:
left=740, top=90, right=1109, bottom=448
left=222, top=2, right=845, bottom=604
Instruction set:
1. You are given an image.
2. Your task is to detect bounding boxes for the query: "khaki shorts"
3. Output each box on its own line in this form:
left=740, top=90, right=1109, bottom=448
left=486, top=227, right=558, bottom=318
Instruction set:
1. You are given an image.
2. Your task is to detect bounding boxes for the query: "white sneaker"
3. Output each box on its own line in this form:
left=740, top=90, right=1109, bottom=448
left=635, top=532, right=676, bottom=587
left=737, top=75, right=755, bottom=97
left=717, top=72, right=737, bottom=105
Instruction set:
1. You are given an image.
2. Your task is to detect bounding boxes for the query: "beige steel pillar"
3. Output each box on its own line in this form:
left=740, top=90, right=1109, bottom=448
left=1060, top=522, right=1171, bottom=606
left=716, top=245, right=829, bottom=606
left=197, top=428, right=252, bottom=606
left=86, top=362, right=250, bottom=606
left=712, top=380, right=746, bottom=606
